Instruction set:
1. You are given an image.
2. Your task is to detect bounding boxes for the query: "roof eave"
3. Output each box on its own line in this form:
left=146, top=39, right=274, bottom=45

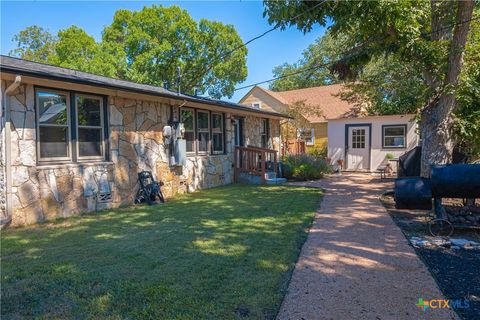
left=0, top=63, right=285, bottom=119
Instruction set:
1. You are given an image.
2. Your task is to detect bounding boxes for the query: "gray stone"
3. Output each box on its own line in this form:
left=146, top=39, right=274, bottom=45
left=110, top=105, right=123, bottom=126
left=18, top=140, right=36, bottom=166
left=12, top=166, right=29, bottom=186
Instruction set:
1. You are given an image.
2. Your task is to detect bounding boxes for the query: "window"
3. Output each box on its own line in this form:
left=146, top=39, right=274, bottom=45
left=260, top=119, right=269, bottom=148
left=36, top=90, right=71, bottom=160
left=36, top=89, right=107, bottom=163
left=181, top=108, right=195, bottom=153
left=351, top=129, right=366, bottom=149
left=211, top=112, right=224, bottom=154
left=76, top=95, right=104, bottom=159
left=180, top=108, right=226, bottom=155
left=298, top=128, right=315, bottom=146
left=197, top=110, right=210, bottom=154
left=252, top=102, right=261, bottom=109
left=383, top=125, right=406, bottom=148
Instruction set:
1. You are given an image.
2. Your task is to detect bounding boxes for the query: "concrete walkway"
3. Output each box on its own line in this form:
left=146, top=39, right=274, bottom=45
left=278, top=173, right=457, bottom=320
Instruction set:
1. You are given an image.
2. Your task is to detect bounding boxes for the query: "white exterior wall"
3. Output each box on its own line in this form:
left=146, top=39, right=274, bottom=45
left=328, top=114, right=418, bottom=172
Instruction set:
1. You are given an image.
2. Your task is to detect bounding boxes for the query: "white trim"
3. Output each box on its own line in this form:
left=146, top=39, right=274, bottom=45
left=306, top=128, right=315, bottom=146
left=251, top=101, right=262, bottom=109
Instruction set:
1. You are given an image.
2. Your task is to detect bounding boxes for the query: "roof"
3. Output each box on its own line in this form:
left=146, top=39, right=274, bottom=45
left=249, top=84, right=356, bottom=122
left=0, top=55, right=284, bottom=118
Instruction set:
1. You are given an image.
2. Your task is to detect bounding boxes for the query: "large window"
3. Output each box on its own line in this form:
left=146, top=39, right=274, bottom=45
left=181, top=108, right=195, bottom=153
left=382, top=125, right=406, bottom=148
left=180, top=108, right=225, bottom=155
left=76, top=95, right=104, bottom=159
left=197, top=110, right=210, bottom=154
left=211, top=112, right=224, bottom=154
left=36, top=89, right=107, bottom=163
left=37, top=90, right=71, bottom=160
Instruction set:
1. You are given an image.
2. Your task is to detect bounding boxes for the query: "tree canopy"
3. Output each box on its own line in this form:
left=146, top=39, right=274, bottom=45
left=264, top=0, right=478, bottom=168
left=10, top=5, right=247, bottom=99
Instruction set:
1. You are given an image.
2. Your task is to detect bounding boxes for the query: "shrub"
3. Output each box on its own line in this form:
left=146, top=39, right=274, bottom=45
left=281, top=154, right=332, bottom=181
left=309, top=146, right=328, bottom=158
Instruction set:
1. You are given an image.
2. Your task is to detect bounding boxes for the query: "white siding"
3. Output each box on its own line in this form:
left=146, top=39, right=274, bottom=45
left=327, top=115, right=418, bottom=171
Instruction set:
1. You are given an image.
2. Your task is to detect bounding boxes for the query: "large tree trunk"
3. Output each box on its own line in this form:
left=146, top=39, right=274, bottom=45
left=420, top=0, right=475, bottom=177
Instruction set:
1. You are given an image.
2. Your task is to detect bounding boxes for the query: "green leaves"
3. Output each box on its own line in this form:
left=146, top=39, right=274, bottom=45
left=10, top=5, right=247, bottom=98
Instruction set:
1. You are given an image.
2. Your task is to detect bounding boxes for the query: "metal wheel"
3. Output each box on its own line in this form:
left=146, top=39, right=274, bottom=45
left=428, top=218, right=454, bottom=237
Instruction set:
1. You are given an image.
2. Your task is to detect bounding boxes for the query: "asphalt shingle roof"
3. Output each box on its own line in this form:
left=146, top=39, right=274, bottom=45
left=258, top=84, right=356, bottom=122
left=0, top=55, right=284, bottom=118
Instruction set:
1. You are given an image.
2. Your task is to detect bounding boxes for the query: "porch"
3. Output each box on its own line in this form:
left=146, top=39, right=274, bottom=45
left=233, top=146, right=286, bottom=185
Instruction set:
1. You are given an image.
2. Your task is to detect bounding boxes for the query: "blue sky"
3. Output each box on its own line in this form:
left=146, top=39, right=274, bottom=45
left=0, top=1, right=327, bottom=102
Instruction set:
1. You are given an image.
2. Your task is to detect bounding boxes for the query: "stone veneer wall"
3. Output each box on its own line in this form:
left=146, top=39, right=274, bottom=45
left=243, top=115, right=280, bottom=151
left=2, top=81, right=279, bottom=226
left=0, top=81, right=5, bottom=221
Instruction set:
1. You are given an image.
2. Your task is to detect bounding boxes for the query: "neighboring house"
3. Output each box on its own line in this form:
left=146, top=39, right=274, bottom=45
left=0, top=55, right=283, bottom=226
left=238, top=84, right=353, bottom=153
left=328, top=114, right=419, bottom=172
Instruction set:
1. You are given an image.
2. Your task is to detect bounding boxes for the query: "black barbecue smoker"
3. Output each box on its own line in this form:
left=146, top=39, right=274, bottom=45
left=394, top=164, right=480, bottom=236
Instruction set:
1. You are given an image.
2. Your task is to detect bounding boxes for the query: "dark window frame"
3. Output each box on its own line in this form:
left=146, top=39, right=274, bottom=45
left=382, top=124, right=407, bottom=149
left=211, top=112, right=225, bottom=154
left=260, top=118, right=269, bottom=149
left=75, top=93, right=105, bottom=161
left=180, top=107, right=196, bottom=155
left=180, top=107, right=227, bottom=156
left=196, top=109, right=210, bottom=155
left=35, top=88, right=72, bottom=162
left=34, top=86, right=109, bottom=165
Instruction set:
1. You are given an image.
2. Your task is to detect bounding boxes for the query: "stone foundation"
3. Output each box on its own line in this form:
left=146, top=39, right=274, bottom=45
left=1, top=81, right=280, bottom=226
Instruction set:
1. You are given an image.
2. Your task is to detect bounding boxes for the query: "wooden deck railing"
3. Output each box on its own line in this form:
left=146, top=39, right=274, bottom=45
left=234, top=146, right=278, bottom=184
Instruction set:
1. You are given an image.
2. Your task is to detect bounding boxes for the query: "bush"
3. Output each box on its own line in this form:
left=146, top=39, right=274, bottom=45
left=281, top=154, right=332, bottom=181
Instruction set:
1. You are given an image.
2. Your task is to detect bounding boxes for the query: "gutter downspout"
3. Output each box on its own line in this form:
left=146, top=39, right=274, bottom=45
left=1, top=75, right=22, bottom=226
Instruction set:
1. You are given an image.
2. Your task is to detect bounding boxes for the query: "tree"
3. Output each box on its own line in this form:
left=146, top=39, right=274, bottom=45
left=10, top=5, right=247, bottom=99
left=264, top=0, right=476, bottom=176
left=10, top=26, right=56, bottom=62
left=270, top=32, right=343, bottom=91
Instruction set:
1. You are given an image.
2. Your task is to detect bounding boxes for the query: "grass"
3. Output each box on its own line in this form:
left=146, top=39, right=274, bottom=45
left=1, top=184, right=322, bottom=319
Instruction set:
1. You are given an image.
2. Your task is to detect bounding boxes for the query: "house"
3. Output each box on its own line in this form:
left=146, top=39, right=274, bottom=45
left=328, top=114, right=419, bottom=172
left=238, top=84, right=353, bottom=154
left=0, top=55, right=284, bottom=226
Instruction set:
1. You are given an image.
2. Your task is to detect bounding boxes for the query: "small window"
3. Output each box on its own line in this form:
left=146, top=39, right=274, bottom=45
left=383, top=125, right=406, bottom=148
left=181, top=108, right=195, bottom=153
left=211, top=113, right=224, bottom=154
left=260, top=119, right=269, bottom=148
left=252, top=102, right=261, bottom=109
left=76, top=95, right=104, bottom=159
left=36, top=90, right=71, bottom=160
left=298, top=128, right=315, bottom=146
left=351, top=129, right=366, bottom=149
left=197, top=110, right=210, bottom=154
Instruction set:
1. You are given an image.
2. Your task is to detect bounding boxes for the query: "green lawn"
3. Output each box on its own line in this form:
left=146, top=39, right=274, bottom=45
left=1, top=184, right=322, bottom=319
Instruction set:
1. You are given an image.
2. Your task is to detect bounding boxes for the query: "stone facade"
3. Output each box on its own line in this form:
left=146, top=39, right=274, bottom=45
left=0, top=81, right=5, bottom=221
left=1, top=80, right=280, bottom=226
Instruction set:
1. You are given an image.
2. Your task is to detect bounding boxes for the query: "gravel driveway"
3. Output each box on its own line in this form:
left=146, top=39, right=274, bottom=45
left=277, top=173, right=458, bottom=320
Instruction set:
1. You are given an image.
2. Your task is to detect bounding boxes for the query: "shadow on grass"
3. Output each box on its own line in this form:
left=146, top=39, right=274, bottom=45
left=1, top=184, right=322, bottom=320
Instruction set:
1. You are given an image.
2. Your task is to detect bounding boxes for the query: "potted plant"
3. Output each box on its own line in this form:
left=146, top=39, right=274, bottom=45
left=337, top=159, right=344, bottom=174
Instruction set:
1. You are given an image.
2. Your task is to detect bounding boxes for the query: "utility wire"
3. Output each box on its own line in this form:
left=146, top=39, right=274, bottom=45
left=233, top=15, right=480, bottom=92
left=187, top=0, right=329, bottom=91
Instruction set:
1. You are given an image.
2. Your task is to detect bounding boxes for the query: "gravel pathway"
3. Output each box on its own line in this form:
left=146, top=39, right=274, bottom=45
left=277, top=173, right=458, bottom=320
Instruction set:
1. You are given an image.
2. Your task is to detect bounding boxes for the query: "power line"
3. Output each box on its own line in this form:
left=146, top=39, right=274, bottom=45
left=233, top=15, right=479, bottom=92
left=187, top=0, right=329, bottom=91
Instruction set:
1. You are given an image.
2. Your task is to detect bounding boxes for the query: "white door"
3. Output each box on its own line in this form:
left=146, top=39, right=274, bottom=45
left=347, top=126, right=370, bottom=170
